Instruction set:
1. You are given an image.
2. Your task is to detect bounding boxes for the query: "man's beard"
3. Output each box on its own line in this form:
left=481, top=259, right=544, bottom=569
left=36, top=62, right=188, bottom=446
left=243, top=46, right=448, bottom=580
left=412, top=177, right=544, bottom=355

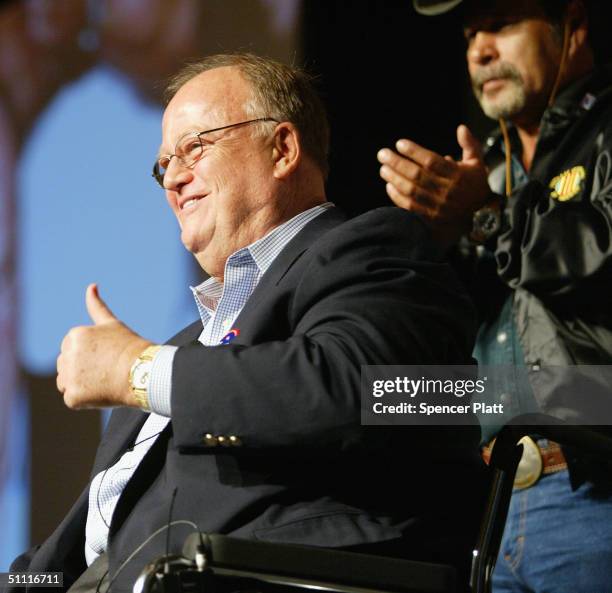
left=471, top=62, right=527, bottom=120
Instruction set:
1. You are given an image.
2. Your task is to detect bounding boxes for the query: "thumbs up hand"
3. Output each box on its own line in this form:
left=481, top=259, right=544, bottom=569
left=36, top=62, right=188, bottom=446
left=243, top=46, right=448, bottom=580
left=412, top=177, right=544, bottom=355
left=57, top=284, right=154, bottom=410
left=86, top=282, right=118, bottom=325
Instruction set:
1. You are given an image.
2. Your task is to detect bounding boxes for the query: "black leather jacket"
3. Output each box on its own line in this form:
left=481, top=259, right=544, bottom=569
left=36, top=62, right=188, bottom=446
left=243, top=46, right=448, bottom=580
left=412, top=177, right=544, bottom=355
left=491, top=66, right=612, bottom=370
left=467, top=66, right=612, bottom=486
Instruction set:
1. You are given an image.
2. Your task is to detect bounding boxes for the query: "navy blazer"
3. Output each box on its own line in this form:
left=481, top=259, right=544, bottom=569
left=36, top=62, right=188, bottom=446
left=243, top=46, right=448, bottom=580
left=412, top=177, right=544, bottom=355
left=10, top=207, right=484, bottom=592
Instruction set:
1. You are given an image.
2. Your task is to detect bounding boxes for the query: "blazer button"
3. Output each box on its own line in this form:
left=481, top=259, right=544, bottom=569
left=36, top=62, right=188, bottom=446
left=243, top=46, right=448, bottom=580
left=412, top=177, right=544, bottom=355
left=229, top=435, right=242, bottom=447
left=202, top=433, right=218, bottom=447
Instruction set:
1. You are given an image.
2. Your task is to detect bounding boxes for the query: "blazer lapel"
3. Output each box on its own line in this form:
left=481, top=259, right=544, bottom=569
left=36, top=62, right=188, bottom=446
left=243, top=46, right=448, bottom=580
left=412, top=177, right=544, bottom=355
left=90, top=408, right=148, bottom=477
left=108, top=424, right=172, bottom=539
left=234, top=207, right=347, bottom=325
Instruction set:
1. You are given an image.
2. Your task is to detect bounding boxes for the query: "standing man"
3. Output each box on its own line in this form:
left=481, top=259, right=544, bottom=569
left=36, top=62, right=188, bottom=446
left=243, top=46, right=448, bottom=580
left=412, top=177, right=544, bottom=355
left=378, top=1, right=612, bottom=591
left=9, top=53, right=484, bottom=591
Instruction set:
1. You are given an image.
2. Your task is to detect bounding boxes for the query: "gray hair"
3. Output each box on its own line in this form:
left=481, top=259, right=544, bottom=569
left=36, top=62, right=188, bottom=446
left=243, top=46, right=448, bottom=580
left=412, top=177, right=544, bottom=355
left=166, top=53, right=330, bottom=178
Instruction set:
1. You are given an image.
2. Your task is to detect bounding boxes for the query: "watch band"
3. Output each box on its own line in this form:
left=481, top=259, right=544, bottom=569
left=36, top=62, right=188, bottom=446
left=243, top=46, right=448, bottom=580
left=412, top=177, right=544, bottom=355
left=129, top=344, right=162, bottom=411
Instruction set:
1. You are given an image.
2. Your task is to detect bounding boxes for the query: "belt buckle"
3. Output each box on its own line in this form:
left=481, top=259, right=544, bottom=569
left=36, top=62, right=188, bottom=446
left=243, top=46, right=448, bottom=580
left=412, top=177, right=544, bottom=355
left=513, top=436, right=543, bottom=490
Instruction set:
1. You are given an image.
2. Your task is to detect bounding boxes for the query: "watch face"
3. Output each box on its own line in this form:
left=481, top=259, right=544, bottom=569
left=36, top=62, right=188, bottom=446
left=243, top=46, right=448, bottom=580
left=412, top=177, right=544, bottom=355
left=132, top=360, right=152, bottom=390
left=475, top=207, right=501, bottom=237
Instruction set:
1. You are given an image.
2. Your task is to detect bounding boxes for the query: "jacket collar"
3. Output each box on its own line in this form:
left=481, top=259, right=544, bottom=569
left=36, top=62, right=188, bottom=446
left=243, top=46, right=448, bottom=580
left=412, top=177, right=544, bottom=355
left=165, top=206, right=347, bottom=346
left=232, top=206, right=347, bottom=325
left=484, top=64, right=612, bottom=164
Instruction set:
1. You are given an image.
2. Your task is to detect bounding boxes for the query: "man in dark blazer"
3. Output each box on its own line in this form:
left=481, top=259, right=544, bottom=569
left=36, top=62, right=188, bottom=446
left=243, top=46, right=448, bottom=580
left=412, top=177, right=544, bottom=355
left=9, top=53, right=485, bottom=592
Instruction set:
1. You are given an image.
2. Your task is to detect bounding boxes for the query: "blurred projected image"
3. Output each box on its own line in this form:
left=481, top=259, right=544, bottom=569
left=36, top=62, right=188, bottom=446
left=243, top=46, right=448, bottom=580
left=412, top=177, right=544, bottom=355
left=0, top=0, right=300, bottom=567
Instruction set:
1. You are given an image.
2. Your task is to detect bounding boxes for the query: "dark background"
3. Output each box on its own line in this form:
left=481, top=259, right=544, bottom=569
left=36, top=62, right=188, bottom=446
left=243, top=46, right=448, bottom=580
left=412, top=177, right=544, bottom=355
left=303, top=0, right=483, bottom=215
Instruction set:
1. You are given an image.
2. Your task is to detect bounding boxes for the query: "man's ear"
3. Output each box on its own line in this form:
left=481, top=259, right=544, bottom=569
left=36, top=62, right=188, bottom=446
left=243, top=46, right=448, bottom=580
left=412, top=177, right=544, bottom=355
left=566, top=0, right=589, bottom=56
left=271, top=122, right=301, bottom=180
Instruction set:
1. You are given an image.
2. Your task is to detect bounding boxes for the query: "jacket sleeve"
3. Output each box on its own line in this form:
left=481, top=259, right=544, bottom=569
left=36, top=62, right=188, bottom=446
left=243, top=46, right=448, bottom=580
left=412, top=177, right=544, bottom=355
left=168, top=208, right=477, bottom=452
left=0, top=551, right=35, bottom=593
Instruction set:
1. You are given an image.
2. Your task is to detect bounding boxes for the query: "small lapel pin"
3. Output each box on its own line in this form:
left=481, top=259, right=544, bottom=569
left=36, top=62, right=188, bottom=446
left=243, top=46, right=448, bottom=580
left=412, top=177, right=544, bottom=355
left=220, top=328, right=240, bottom=345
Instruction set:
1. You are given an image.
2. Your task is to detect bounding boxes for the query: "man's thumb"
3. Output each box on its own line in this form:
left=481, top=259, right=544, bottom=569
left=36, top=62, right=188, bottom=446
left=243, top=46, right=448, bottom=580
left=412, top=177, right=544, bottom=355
left=86, top=283, right=116, bottom=325
left=457, top=124, right=483, bottom=162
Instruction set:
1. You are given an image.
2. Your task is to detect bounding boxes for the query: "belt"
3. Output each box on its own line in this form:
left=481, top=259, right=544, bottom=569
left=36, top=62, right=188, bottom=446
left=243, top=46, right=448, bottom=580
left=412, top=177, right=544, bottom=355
left=482, top=436, right=567, bottom=489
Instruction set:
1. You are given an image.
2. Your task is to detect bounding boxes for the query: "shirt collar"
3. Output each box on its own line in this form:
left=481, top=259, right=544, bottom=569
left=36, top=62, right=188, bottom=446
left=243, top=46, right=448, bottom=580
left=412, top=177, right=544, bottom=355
left=246, top=202, right=334, bottom=274
left=190, top=202, right=333, bottom=321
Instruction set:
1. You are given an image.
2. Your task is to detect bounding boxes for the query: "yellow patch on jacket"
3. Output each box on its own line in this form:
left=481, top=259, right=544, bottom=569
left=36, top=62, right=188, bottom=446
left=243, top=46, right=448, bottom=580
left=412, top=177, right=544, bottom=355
left=548, top=166, right=586, bottom=201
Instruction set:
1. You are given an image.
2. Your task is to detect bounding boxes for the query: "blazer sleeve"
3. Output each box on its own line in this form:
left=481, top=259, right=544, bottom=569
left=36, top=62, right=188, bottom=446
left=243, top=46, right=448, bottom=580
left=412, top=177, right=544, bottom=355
left=169, top=208, right=477, bottom=452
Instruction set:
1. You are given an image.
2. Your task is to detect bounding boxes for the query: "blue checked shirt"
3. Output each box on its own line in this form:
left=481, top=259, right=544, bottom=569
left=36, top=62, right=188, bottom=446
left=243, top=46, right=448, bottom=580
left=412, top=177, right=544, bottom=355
left=85, top=203, right=333, bottom=565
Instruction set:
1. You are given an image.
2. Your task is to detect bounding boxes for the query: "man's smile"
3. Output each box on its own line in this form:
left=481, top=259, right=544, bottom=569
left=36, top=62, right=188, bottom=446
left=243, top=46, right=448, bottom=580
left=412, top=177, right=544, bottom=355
left=178, top=194, right=208, bottom=211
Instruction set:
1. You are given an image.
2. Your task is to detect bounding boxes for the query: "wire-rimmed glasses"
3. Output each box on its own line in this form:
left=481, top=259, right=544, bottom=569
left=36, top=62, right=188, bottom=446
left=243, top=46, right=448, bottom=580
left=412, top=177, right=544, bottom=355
left=152, top=117, right=278, bottom=187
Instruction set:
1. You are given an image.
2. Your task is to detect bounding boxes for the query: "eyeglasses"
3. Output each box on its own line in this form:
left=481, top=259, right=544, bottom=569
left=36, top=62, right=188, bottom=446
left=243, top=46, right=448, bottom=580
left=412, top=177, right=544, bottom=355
left=152, top=117, right=277, bottom=187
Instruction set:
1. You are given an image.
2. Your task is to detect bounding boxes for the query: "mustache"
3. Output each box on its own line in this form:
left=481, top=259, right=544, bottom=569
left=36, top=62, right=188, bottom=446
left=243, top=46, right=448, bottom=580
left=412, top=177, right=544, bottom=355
left=471, top=62, right=523, bottom=93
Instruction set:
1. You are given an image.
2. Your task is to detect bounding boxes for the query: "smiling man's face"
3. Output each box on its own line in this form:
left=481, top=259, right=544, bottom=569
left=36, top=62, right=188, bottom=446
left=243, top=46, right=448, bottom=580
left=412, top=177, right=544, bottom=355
left=160, top=66, right=277, bottom=277
left=464, top=0, right=563, bottom=125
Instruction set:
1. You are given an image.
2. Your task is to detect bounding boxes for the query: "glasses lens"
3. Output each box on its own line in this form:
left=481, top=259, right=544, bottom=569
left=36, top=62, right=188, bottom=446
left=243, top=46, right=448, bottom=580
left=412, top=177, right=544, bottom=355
left=176, top=133, right=204, bottom=167
left=153, top=157, right=169, bottom=187
left=152, top=133, right=203, bottom=188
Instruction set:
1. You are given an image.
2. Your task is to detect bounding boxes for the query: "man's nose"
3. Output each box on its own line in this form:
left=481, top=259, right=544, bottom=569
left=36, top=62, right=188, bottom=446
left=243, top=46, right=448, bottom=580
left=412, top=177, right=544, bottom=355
left=467, top=31, right=499, bottom=66
left=163, top=157, right=193, bottom=192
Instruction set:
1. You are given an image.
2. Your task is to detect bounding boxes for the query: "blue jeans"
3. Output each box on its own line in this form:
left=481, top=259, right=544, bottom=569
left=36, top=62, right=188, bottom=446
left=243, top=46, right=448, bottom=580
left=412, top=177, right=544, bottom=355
left=493, top=469, right=612, bottom=593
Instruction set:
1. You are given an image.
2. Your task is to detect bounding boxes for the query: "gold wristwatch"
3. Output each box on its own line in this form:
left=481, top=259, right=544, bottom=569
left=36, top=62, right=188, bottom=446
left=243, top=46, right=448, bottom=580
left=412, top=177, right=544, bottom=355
left=129, top=345, right=162, bottom=411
